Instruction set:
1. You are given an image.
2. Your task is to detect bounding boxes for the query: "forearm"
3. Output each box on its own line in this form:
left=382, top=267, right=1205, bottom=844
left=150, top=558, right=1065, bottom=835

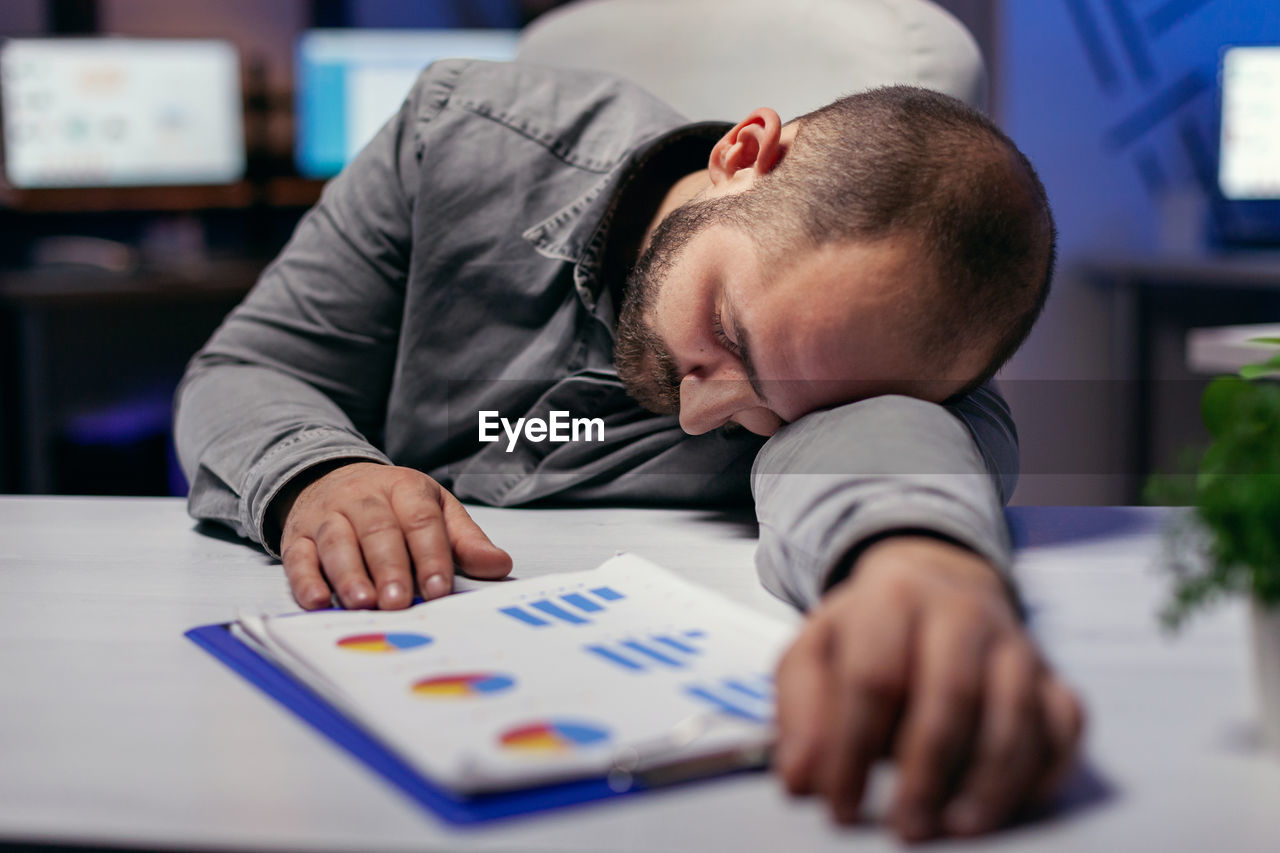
left=751, top=391, right=1015, bottom=611
left=174, top=69, right=429, bottom=551
left=174, top=362, right=390, bottom=554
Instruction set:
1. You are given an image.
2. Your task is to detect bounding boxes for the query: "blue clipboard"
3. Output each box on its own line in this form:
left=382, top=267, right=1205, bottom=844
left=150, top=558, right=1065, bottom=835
left=185, top=621, right=764, bottom=825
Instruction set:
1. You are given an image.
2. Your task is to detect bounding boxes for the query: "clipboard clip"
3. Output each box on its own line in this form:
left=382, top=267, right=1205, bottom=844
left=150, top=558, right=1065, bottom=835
left=606, top=712, right=775, bottom=792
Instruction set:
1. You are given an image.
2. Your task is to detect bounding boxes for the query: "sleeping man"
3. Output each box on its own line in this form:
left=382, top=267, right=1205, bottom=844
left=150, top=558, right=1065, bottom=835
left=175, top=60, right=1083, bottom=841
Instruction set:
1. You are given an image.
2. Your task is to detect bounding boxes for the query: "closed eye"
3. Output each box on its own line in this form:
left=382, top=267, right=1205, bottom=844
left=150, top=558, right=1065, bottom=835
left=710, top=308, right=742, bottom=358
left=712, top=302, right=777, bottom=414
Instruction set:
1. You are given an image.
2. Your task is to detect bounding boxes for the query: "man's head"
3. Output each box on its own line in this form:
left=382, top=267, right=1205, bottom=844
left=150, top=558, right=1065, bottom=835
left=614, top=85, right=1055, bottom=436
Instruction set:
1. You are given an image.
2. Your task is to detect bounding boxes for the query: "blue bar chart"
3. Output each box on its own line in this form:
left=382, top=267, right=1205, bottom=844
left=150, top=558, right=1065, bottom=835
left=684, top=675, right=774, bottom=723
left=499, top=586, right=627, bottom=628
left=584, top=631, right=706, bottom=672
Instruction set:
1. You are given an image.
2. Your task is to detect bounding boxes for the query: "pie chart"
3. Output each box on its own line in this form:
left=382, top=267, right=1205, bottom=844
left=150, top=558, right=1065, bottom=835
left=499, top=719, right=611, bottom=752
left=411, top=673, right=515, bottom=698
left=336, top=632, right=433, bottom=653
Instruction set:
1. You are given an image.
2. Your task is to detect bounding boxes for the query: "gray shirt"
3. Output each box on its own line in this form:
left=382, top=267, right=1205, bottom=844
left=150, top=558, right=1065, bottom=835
left=174, top=59, right=1019, bottom=610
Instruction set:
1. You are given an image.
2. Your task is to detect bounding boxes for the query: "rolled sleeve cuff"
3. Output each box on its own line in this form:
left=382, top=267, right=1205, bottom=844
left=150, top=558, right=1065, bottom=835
left=813, top=486, right=1014, bottom=592
left=755, top=478, right=1012, bottom=611
left=240, top=427, right=392, bottom=559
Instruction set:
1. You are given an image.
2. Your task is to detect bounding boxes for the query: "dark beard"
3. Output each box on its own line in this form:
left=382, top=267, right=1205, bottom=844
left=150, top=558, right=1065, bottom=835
left=613, top=195, right=740, bottom=414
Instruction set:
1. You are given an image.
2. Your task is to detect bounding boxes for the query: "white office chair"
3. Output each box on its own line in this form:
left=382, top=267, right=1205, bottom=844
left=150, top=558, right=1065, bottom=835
left=516, top=0, right=987, bottom=122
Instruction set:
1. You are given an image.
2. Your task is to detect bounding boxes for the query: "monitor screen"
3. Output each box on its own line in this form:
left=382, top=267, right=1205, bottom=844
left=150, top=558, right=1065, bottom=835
left=1219, top=45, right=1280, bottom=201
left=0, top=38, right=245, bottom=189
left=295, top=29, right=520, bottom=178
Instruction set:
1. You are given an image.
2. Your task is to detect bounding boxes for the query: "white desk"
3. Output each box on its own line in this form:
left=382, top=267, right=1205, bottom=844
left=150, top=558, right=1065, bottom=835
left=2, top=498, right=1279, bottom=851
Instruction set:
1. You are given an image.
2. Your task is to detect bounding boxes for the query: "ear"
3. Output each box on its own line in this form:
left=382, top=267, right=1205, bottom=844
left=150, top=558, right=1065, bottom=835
left=708, top=107, right=784, bottom=186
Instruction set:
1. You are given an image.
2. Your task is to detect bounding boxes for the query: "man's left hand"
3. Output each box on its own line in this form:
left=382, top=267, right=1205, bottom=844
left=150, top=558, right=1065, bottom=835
left=772, top=536, right=1084, bottom=841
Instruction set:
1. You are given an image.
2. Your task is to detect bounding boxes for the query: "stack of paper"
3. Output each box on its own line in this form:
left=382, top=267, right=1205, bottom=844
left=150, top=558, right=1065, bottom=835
left=233, top=553, right=796, bottom=794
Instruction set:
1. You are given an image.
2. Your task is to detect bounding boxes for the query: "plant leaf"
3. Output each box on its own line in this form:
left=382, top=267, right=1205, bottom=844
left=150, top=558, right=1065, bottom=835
left=1202, top=375, right=1249, bottom=437
left=1239, top=351, right=1280, bottom=381
left=1240, top=364, right=1280, bottom=380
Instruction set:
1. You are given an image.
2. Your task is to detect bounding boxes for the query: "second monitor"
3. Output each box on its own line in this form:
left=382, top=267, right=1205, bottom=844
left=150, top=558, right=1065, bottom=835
left=295, top=29, right=520, bottom=179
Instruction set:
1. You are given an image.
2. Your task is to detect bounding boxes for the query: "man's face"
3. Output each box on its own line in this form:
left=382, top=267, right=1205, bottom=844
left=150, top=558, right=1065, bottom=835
left=615, top=197, right=977, bottom=436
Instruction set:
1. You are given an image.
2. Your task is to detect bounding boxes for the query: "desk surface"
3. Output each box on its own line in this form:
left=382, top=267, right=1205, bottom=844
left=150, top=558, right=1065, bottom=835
left=3, top=498, right=1280, bottom=852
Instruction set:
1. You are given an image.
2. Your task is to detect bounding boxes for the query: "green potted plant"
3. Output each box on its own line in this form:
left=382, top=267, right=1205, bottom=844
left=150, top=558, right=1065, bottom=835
left=1149, top=338, right=1280, bottom=749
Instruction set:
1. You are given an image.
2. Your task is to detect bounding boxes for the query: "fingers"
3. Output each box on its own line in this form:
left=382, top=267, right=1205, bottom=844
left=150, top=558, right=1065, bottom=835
left=313, top=513, right=377, bottom=609
left=281, top=536, right=332, bottom=610
left=819, top=601, right=912, bottom=824
left=389, top=481, right=455, bottom=600
left=943, top=639, right=1045, bottom=836
left=1031, top=675, right=1087, bottom=805
left=774, top=584, right=913, bottom=825
left=441, top=493, right=513, bottom=579
left=890, top=602, right=988, bottom=841
left=773, top=617, right=834, bottom=796
left=347, top=495, right=414, bottom=609
left=281, top=466, right=509, bottom=609
left=776, top=536, right=1087, bottom=841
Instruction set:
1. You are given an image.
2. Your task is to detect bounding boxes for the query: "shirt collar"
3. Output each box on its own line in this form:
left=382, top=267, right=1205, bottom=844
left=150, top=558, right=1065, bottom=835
left=521, top=121, right=730, bottom=312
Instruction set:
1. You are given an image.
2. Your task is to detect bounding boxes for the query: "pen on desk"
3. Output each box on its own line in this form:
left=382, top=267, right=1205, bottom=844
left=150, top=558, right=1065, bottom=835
left=606, top=712, right=776, bottom=792
left=608, top=740, right=774, bottom=791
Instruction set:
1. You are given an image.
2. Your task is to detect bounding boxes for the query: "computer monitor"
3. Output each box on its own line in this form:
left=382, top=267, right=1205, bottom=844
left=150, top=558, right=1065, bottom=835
left=295, top=29, right=520, bottom=178
left=1215, top=45, right=1280, bottom=247
left=0, top=38, right=245, bottom=189
left=1218, top=45, right=1280, bottom=201
left=1220, top=45, right=1280, bottom=201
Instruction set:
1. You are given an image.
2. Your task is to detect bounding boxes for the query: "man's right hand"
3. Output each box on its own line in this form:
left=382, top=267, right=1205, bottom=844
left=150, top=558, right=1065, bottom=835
left=275, top=462, right=513, bottom=611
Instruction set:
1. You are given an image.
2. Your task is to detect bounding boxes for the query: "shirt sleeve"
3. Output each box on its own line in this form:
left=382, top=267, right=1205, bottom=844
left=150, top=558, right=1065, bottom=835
left=749, top=382, right=1018, bottom=610
left=173, top=68, right=443, bottom=556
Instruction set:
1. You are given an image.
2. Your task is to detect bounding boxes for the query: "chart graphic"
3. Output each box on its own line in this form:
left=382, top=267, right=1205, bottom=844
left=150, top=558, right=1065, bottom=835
left=684, top=675, right=774, bottom=723
left=500, top=585, right=626, bottom=628
left=411, top=673, right=515, bottom=698
left=336, top=632, right=432, bottom=653
left=585, top=630, right=706, bottom=672
left=498, top=719, right=611, bottom=752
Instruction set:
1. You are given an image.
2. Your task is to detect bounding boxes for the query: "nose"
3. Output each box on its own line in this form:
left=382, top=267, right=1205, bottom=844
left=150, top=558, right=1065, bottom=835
left=678, top=370, right=781, bottom=436
left=678, top=371, right=743, bottom=435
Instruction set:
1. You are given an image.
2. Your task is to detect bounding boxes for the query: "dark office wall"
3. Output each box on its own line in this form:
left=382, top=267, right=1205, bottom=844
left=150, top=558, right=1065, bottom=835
left=1004, top=0, right=1279, bottom=257
left=346, top=0, right=522, bottom=28
left=935, top=0, right=999, bottom=103
left=0, top=0, right=45, bottom=34
left=996, top=0, right=1280, bottom=504
left=98, top=0, right=307, bottom=95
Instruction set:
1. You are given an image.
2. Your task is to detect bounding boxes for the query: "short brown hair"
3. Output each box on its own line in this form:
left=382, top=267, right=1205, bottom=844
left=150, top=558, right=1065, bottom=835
left=734, top=86, right=1056, bottom=393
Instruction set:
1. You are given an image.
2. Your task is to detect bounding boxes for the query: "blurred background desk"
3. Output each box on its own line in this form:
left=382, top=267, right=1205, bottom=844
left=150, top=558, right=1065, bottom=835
left=2, top=498, right=1279, bottom=852
left=1187, top=322, right=1280, bottom=374
left=1084, top=254, right=1280, bottom=500
left=0, top=262, right=264, bottom=495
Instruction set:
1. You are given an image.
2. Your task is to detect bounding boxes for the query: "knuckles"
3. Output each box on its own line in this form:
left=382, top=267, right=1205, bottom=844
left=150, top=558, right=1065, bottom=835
left=314, top=515, right=350, bottom=550
left=355, top=494, right=385, bottom=515
left=356, top=515, right=402, bottom=538
left=873, top=570, right=923, bottom=612
left=941, top=592, right=1006, bottom=634
left=932, top=668, right=984, bottom=712
left=838, top=658, right=908, bottom=706
left=398, top=506, right=443, bottom=531
left=280, top=540, right=312, bottom=568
